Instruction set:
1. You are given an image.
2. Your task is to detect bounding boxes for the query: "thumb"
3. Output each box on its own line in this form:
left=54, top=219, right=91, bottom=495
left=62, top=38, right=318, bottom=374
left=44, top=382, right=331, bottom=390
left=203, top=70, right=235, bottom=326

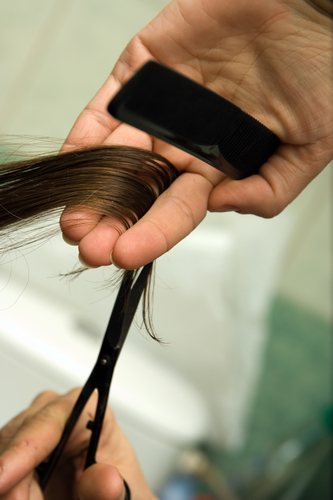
left=208, top=143, right=330, bottom=218
left=78, top=463, right=126, bottom=500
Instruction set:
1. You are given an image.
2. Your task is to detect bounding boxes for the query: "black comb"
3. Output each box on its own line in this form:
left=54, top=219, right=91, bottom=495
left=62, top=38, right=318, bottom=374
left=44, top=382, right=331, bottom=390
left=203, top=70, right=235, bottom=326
left=108, top=61, right=279, bottom=180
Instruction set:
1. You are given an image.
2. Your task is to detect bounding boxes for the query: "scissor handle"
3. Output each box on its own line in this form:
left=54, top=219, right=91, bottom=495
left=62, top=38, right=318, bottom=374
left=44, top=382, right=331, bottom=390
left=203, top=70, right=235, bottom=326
left=37, top=379, right=97, bottom=489
left=37, top=263, right=152, bottom=490
left=84, top=352, right=117, bottom=468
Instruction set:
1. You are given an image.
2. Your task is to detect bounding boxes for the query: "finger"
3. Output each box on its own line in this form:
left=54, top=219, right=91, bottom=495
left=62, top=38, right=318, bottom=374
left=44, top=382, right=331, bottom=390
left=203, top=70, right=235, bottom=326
left=0, top=391, right=59, bottom=454
left=77, top=217, right=126, bottom=268
left=62, top=51, right=155, bottom=152
left=0, top=391, right=75, bottom=494
left=208, top=143, right=329, bottom=217
left=61, top=75, right=122, bottom=152
left=29, top=390, right=60, bottom=410
left=60, top=207, right=102, bottom=245
left=61, top=124, right=153, bottom=264
left=112, top=172, right=213, bottom=269
left=61, top=210, right=130, bottom=269
left=102, top=123, right=153, bottom=150
left=60, top=122, right=153, bottom=258
left=0, top=472, right=37, bottom=500
left=78, top=464, right=125, bottom=500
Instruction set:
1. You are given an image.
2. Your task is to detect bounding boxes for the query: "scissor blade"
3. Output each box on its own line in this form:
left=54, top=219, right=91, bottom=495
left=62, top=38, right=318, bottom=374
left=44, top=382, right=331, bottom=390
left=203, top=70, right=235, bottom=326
left=106, top=263, right=152, bottom=350
left=105, top=271, right=134, bottom=349
left=117, top=262, right=152, bottom=348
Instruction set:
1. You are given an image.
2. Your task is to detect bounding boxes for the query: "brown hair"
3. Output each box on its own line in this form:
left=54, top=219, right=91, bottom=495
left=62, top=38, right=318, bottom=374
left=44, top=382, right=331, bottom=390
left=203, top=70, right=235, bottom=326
left=0, top=142, right=178, bottom=339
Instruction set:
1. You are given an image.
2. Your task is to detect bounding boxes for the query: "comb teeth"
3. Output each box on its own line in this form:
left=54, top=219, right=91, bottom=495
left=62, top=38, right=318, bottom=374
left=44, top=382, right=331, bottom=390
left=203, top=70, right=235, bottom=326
left=216, top=113, right=280, bottom=177
left=108, top=62, right=279, bottom=179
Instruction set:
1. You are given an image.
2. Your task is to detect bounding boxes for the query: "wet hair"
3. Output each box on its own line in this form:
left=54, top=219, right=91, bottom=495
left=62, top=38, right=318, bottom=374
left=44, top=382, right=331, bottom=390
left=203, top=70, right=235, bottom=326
left=0, top=141, right=178, bottom=340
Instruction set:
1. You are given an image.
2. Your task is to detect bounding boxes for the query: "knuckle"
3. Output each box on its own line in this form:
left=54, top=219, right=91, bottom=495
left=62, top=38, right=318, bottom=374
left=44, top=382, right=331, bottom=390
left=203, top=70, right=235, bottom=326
left=0, top=425, right=9, bottom=447
left=81, top=107, right=113, bottom=133
left=21, top=402, right=63, bottom=435
left=32, top=390, right=59, bottom=405
left=170, top=195, right=196, bottom=229
left=0, top=423, right=15, bottom=444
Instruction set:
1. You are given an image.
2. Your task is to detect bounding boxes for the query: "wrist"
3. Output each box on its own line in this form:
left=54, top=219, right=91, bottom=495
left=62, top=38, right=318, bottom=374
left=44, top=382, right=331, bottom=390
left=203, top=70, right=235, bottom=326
left=304, top=0, right=333, bottom=17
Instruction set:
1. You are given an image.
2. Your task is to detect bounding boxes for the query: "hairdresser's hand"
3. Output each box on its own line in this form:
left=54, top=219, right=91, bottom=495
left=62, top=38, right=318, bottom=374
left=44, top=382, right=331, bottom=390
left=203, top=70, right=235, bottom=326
left=60, top=0, right=333, bottom=270
left=0, top=389, right=156, bottom=500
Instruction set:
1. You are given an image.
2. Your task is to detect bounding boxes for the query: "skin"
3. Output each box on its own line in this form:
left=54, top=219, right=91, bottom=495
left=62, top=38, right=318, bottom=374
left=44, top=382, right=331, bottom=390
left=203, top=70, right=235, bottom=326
left=60, top=0, right=333, bottom=270
left=0, top=389, right=156, bottom=500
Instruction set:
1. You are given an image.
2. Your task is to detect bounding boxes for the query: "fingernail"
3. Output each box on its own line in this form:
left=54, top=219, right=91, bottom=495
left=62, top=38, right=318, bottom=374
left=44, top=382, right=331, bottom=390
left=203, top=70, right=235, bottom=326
left=78, top=254, right=99, bottom=269
left=62, top=234, right=79, bottom=246
left=214, top=205, right=241, bottom=213
left=110, top=250, right=122, bottom=269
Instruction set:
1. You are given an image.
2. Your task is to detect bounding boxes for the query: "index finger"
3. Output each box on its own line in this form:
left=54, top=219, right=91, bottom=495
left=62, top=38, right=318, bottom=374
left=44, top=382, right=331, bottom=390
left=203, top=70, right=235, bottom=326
left=62, top=53, right=156, bottom=152
left=61, top=74, right=122, bottom=152
left=0, top=391, right=76, bottom=494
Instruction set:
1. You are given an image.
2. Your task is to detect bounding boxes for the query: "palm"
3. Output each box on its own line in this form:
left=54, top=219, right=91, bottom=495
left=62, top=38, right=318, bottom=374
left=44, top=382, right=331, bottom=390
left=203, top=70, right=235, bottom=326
left=62, top=0, right=333, bottom=269
left=125, top=0, right=332, bottom=160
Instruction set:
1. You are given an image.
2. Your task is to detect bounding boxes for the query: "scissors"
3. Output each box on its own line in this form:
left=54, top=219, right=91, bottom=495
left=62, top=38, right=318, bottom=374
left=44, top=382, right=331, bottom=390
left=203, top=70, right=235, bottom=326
left=36, top=262, right=153, bottom=499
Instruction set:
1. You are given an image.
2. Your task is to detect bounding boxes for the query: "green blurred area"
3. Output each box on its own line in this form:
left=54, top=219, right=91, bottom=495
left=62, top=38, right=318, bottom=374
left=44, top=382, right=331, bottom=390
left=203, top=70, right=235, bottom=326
left=205, top=295, right=332, bottom=497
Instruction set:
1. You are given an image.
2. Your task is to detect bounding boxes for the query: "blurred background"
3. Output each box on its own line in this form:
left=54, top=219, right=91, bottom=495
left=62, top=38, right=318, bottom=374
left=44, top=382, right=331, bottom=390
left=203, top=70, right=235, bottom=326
left=0, top=1, right=332, bottom=498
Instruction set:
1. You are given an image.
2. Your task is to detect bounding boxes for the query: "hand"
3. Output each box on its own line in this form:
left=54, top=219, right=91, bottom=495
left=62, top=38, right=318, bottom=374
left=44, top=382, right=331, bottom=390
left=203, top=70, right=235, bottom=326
left=0, top=389, right=156, bottom=500
left=60, top=0, right=333, bottom=270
